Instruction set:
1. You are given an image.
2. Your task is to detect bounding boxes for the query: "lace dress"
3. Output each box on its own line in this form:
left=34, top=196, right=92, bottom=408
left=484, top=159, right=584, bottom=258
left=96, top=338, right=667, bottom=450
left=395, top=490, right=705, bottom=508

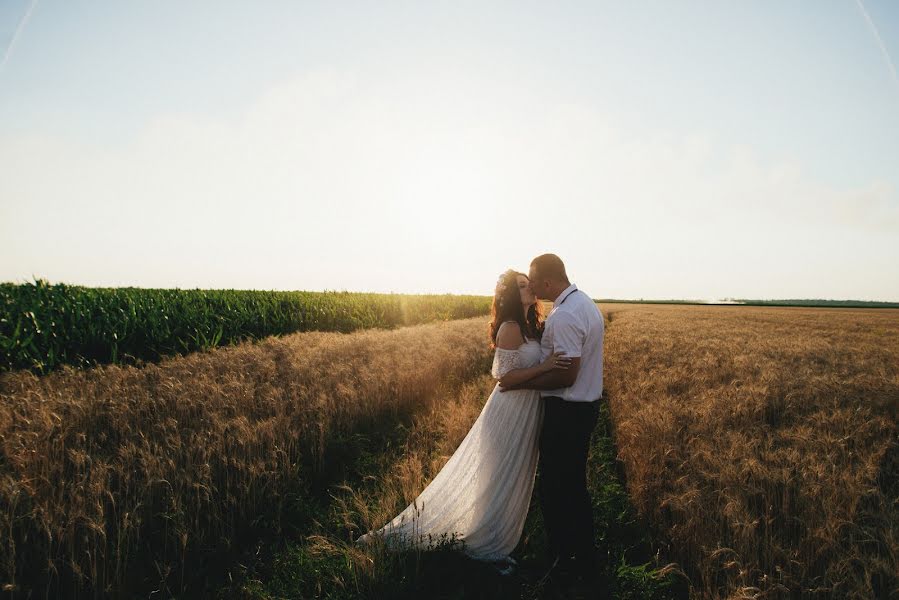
left=355, top=339, right=545, bottom=561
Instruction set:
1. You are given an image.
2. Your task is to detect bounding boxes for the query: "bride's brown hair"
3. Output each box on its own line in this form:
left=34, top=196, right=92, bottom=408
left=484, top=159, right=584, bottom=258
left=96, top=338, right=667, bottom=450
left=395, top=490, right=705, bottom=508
left=488, top=269, right=545, bottom=349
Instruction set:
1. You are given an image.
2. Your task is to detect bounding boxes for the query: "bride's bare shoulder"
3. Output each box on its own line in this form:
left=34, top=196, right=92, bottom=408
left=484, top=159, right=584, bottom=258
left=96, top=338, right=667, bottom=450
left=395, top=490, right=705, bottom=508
left=495, top=321, right=525, bottom=350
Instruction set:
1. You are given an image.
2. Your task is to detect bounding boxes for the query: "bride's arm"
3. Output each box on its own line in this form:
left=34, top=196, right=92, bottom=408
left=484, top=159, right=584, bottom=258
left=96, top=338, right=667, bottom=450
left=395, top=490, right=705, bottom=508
left=497, top=353, right=568, bottom=388
left=500, top=358, right=580, bottom=391
left=494, top=323, right=570, bottom=389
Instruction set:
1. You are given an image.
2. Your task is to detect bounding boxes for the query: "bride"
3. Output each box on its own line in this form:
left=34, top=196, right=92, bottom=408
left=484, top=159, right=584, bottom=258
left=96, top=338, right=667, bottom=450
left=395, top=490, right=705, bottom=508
left=355, top=269, right=571, bottom=569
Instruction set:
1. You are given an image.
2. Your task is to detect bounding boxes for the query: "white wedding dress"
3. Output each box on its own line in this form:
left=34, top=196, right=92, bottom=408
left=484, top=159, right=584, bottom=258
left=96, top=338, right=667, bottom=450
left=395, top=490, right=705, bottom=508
left=355, top=337, right=545, bottom=561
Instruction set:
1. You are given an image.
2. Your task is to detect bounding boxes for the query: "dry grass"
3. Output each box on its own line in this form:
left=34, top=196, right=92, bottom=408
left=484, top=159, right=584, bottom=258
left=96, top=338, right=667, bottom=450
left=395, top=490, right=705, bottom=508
left=291, top=374, right=499, bottom=597
left=3, top=302, right=896, bottom=599
left=0, top=317, right=491, bottom=597
left=601, top=303, right=899, bottom=599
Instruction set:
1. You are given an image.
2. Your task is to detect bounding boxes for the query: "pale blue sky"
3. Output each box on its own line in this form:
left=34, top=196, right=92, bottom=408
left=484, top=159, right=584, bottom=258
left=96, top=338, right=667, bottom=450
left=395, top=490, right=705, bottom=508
left=1, top=1, right=898, bottom=300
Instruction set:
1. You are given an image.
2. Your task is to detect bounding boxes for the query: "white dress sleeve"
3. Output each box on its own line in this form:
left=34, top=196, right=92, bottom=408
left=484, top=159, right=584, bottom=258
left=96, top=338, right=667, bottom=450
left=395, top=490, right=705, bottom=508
left=491, top=347, right=521, bottom=379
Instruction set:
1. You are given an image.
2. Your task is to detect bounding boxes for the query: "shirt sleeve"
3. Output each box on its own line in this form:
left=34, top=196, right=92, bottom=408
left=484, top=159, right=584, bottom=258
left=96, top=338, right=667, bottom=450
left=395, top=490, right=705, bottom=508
left=549, top=312, right=585, bottom=358
left=491, top=348, right=521, bottom=379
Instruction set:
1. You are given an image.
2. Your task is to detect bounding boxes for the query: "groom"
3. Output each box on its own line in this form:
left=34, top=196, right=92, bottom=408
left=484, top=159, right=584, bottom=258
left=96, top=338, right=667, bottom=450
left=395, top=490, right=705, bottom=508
left=503, top=253, right=604, bottom=580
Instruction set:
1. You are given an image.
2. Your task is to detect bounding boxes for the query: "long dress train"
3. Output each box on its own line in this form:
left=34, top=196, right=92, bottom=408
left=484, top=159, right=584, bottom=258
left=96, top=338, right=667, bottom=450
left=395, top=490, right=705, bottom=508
left=355, top=339, right=544, bottom=561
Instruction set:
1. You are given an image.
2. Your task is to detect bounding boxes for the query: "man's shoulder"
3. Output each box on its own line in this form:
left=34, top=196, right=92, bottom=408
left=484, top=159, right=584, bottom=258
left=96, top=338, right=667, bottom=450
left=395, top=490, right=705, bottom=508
left=574, top=291, right=603, bottom=323
left=574, top=290, right=598, bottom=310
left=548, top=306, right=585, bottom=336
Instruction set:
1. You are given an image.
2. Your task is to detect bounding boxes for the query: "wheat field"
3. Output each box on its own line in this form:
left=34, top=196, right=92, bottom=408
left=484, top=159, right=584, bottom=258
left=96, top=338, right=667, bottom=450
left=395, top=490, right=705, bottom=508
left=1, top=303, right=896, bottom=598
left=602, top=303, right=898, bottom=599
left=0, top=318, right=492, bottom=597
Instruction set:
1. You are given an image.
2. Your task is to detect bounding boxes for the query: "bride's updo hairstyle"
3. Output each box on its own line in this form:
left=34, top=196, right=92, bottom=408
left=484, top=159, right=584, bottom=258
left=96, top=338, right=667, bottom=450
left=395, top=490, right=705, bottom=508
left=488, top=269, right=545, bottom=349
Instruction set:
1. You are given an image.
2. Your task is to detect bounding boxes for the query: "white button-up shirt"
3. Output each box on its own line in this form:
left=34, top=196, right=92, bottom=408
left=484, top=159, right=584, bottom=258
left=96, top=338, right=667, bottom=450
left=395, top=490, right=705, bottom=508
left=539, top=283, right=605, bottom=402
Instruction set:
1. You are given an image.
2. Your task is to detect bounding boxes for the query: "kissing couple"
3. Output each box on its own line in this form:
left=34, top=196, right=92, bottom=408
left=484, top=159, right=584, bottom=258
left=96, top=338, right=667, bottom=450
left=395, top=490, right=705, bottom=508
left=356, top=253, right=606, bottom=583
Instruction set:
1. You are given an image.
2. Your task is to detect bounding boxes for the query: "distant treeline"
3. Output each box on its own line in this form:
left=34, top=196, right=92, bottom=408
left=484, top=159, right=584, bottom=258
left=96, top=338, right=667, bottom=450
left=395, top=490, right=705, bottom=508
left=738, top=299, right=899, bottom=308
left=0, top=280, right=491, bottom=373
left=596, top=298, right=899, bottom=308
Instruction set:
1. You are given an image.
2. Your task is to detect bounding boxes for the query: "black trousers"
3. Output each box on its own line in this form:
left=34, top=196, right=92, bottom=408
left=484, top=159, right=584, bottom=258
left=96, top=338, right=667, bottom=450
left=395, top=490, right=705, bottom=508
left=538, top=396, right=600, bottom=565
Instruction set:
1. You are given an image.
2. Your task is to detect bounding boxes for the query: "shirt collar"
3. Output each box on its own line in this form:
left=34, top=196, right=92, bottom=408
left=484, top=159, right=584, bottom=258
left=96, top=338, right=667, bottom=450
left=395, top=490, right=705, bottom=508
left=553, top=283, right=578, bottom=308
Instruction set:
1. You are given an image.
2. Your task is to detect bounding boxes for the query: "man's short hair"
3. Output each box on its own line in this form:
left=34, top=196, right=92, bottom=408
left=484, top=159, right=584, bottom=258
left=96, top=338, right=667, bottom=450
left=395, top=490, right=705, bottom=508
left=530, top=253, right=568, bottom=282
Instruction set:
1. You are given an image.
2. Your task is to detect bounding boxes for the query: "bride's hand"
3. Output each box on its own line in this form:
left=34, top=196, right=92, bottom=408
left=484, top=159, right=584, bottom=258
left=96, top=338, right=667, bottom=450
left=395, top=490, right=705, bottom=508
left=540, top=351, right=571, bottom=373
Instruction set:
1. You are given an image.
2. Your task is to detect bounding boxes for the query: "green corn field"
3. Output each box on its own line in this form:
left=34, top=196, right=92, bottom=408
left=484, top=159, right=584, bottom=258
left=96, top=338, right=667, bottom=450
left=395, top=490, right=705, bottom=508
left=0, top=279, right=491, bottom=373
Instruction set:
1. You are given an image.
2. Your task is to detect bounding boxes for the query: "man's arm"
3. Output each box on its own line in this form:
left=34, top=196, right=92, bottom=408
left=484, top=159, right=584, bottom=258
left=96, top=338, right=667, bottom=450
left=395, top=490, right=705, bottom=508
left=501, top=357, right=580, bottom=391
left=503, top=311, right=585, bottom=393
